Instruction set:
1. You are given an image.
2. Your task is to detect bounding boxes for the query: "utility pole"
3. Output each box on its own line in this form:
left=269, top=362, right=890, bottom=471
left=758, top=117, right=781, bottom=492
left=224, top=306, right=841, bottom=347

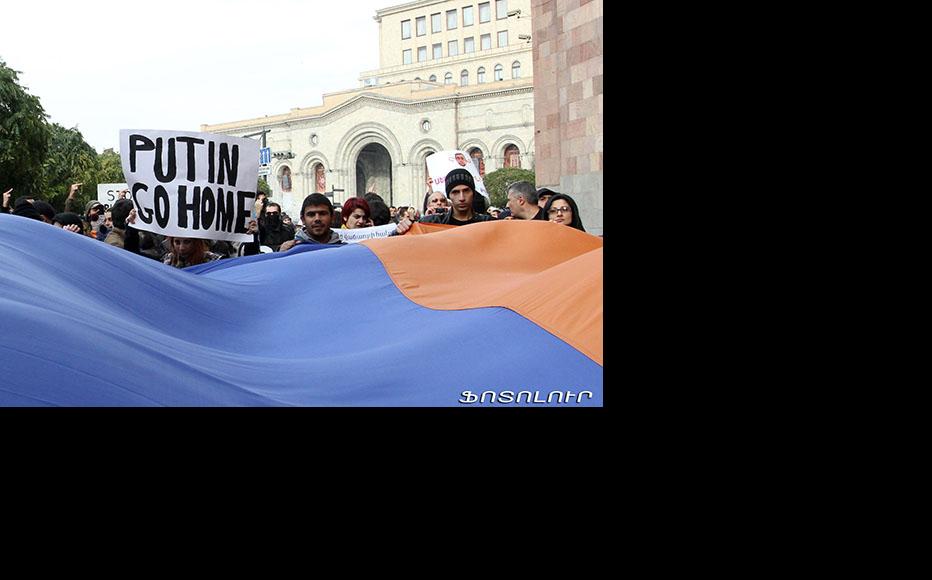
left=243, top=129, right=271, bottom=183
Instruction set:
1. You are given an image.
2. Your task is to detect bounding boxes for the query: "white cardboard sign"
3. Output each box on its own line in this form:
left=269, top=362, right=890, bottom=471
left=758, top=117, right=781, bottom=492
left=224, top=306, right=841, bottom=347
left=97, top=183, right=129, bottom=211
left=426, top=150, right=489, bottom=199
left=119, top=129, right=259, bottom=242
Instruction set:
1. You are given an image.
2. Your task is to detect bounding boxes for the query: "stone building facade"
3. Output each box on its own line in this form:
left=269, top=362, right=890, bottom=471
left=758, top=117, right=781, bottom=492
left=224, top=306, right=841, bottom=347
left=531, top=0, right=602, bottom=234
left=202, top=0, right=536, bottom=219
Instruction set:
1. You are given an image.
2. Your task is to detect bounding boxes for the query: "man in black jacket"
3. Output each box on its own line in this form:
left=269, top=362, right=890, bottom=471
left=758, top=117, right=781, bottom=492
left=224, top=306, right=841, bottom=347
left=505, top=181, right=544, bottom=221
left=419, top=168, right=492, bottom=227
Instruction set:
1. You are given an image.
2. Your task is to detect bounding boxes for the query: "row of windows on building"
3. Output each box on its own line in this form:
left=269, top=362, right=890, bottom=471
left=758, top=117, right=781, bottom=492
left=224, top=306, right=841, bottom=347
left=408, top=62, right=521, bottom=85
left=272, top=144, right=524, bottom=193
left=403, top=30, right=509, bottom=64
left=401, top=1, right=509, bottom=40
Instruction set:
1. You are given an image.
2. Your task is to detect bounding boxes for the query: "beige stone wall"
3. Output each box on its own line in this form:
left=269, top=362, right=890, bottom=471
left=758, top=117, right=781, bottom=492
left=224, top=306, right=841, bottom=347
left=203, top=81, right=535, bottom=220
left=532, top=0, right=602, bottom=235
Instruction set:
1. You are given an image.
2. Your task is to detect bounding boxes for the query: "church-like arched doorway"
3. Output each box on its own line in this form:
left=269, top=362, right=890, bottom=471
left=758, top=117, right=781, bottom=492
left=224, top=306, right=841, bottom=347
left=356, top=143, right=393, bottom=203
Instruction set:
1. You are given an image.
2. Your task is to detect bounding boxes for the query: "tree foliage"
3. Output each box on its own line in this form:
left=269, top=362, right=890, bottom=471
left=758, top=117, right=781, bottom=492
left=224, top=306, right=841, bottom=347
left=482, top=167, right=536, bottom=208
left=0, top=59, right=51, bottom=198
left=40, top=123, right=101, bottom=210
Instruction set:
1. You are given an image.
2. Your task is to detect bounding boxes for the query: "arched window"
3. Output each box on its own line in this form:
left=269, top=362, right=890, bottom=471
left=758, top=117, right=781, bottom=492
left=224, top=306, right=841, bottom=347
left=460, top=70, right=469, bottom=86
left=503, top=145, right=520, bottom=169
left=415, top=77, right=421, bottom=81
left=279, top=166, right=293, bottom=192
left=314, top=163, right=326, bottom=193
left=512, top=61, right=521, bottom=79
left=477, top=67, right=486, bottom=84
left=469, top=148, right=486, bottom=177
left=494, top=64, right=503, bottom=81
left=444, top=72, right=453, bottom=85
left=429, top=74, right=437, bottom=82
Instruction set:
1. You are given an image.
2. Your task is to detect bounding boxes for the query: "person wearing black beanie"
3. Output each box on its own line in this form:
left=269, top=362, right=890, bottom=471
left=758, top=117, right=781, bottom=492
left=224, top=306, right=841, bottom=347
left=418, top=168, right=492, bottom=227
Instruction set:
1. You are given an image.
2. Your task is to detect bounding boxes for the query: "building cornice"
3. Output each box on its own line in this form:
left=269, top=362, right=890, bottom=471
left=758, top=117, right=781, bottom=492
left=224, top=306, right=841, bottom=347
left=374, top=0, right=448, bottom=22
left=204, top=82, right=534, bottom=134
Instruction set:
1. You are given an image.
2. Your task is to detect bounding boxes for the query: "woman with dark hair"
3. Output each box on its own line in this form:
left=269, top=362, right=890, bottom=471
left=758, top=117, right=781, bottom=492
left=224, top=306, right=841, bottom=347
left=541, top=193, right=586, bottom=232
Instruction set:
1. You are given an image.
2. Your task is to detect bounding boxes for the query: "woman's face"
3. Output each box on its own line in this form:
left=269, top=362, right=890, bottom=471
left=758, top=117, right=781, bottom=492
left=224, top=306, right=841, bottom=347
left=547, top=200, right=573, bottom=226
left=173, top=238, right=198, bottom=258
left=345, top=208, right=369, bottom=229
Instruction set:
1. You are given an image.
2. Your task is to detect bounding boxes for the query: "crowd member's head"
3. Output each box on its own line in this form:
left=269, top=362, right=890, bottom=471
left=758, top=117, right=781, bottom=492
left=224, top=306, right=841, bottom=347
left=165, top=237, right=216, bottom=267
left=363, top=192, right=386, bottom=206
left=262, top=202, right=284, bottom=228
left=392, top=206, right=417, bottom=223
left=536, top=188, right=557, bottom=209
left=33, top=201, right=56, bottom=224
left=368, top=198, right=392, bottom=226
left=542, top=193, right=585, bottom=232
left=53, top=212, right=85, bottom=233
left=445, top=168, right=478, bottom=220
left=300, top=193, right=335, bottom=242
left=12, top=197, right=42, bottom=221
left=104, top=210, right=113, bottom=231
left=505, top=181, right=540, bottom=220
left=85, top=200, right=105, bottom=223
left=424, top=190, right=448, bottom=215
left=110, top=199, right=135, bottom=229
left=342, top=197, right=372, bottom=229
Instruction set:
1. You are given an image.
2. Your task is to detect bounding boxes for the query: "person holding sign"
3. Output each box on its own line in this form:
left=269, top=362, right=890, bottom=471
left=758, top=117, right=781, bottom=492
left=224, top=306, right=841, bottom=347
left=278, top=194, right=345, bottom=251
left=419, top=169, right=493, bottom=227
left=341, top=198, right=373, bottom=229
left=119, top=129, right=259, bottom=246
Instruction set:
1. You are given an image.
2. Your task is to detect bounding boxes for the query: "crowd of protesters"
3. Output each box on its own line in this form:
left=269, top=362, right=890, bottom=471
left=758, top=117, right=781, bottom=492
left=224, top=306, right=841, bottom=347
left=2, top=170, right=592, bottom=268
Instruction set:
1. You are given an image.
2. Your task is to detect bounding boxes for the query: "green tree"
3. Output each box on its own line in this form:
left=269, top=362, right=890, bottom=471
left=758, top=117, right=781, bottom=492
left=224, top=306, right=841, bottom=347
left=482, top=167, right=536, bottom=209
left=97, top=149, right=125, bottom=184
left=257, top=178, right=271, bottom=196
left=39, top=123, right=100, bottom=211
left=0, top=59, right=51, bottom=198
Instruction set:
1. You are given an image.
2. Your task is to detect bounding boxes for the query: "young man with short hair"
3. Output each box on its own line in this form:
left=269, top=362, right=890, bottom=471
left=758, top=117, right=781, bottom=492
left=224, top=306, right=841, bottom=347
left=419, top=169, right=492, bottom=226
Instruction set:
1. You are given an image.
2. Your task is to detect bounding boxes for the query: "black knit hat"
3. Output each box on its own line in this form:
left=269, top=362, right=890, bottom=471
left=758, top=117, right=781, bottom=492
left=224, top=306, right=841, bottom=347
left=445, top=168, right=476, bottom=197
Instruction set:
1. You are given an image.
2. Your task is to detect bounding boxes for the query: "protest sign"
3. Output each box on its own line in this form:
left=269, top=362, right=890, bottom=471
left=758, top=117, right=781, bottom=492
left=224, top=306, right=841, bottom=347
left=334, top=223, right=398, bottom=243
left=97, top=183, right=129, bottom=211
left=426, top=150, right=489, bottom=199
left=119, top=130, right=259, bottom=242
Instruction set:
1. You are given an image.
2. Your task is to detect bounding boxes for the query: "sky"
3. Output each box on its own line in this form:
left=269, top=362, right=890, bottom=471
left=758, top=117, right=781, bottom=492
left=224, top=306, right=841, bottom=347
left=0, top=0, right=390, bottom=153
